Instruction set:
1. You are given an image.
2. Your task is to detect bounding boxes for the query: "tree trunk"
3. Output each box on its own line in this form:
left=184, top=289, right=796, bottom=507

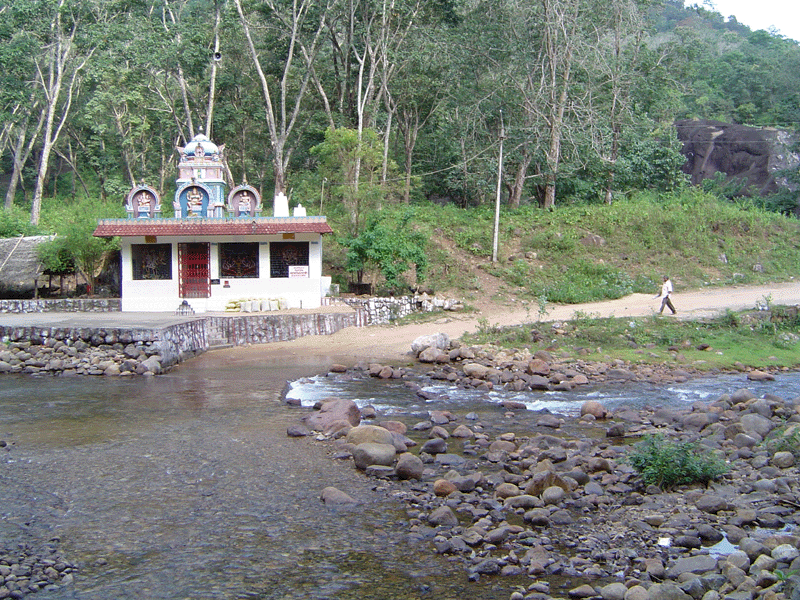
left=507, top=150, right=532, bottom=208
left=542, top=48, right=572, bottom=210
left=5, top=127, right=27, bottom=210
left=205, top=6, right=221, bottom=138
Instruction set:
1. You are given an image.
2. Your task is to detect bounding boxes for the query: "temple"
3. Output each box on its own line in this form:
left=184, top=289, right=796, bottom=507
left=93, top=133, right=333, bottom=313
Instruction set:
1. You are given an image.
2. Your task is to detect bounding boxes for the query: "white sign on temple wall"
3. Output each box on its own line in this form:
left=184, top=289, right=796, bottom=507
left=288, top=266, right=309, bottom=278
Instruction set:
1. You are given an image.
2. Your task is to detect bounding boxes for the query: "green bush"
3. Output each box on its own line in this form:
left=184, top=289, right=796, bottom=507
left=0, top=206, right=39, bottom=237
left=763, top=425, right=800, bottom=461
left=627, top=434, right=728, bottom=490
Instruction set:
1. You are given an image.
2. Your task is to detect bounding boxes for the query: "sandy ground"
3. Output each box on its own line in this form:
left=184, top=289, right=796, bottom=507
left=229, top=280, right=800, bottom=367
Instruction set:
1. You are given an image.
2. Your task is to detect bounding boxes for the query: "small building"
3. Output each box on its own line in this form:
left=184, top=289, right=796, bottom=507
left=93, top=133, right=333, bottom=313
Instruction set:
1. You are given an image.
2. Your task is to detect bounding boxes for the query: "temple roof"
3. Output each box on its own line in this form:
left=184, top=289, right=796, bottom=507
left=93, top=217, right=333, bottom=238
left=181, top=133, right=219, bottom=157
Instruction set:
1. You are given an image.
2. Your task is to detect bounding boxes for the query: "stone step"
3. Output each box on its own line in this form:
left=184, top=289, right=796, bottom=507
left=207, top=342, right=234, bottom=351
left=207, top=338, right=233, bottom=351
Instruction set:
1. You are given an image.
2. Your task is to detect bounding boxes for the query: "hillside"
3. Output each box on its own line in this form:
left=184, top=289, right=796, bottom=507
left=324, top=192, right=800, bottom=308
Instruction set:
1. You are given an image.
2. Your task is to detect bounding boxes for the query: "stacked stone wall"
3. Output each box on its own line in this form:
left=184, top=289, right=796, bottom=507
left=204, top=311, right=361, bottom=346
left=323, top=294, right=462, bottom=325
left=0, top=320, right=206, bottom=375
left=0, top=295, right=458, bottom=375
left=0, top=310, right=361, bottom=376
left=0, top=299, right=121, bottom=313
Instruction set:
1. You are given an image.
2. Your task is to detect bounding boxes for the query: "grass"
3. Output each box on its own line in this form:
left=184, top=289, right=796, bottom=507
left=461, top=305, right=800, bottom=372
left=763, top=424, right=800, bottom=462
left=324, top=189, right=800, bottom=302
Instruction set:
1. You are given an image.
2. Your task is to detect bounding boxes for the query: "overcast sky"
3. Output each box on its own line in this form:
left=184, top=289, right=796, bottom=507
left=689, top=0, right=800, bottom=42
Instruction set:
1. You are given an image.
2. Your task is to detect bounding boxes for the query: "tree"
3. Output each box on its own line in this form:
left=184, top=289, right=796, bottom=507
left=0, top=1, right=47, bottom=209
left=311, top=126, right=400, bottom=236
left=233, top=0, right=333, bottom=199
left=29, top=0, right=96, bottom=225
left=37, top=196, right=120, bottom=295
left=387, top=22, right=447, bottom=203
left=341, top=208, right=427, bottom=292
left=583, top=0, right=648, bottom=203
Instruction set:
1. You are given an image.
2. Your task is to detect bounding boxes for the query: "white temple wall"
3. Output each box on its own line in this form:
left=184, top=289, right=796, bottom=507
left=119, top=234, right=327, bottom=313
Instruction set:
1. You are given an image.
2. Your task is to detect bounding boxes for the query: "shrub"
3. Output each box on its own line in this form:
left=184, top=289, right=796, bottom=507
left=763, top=425, right=800, bottom=461
left=627, top=434, right=728, bottom=490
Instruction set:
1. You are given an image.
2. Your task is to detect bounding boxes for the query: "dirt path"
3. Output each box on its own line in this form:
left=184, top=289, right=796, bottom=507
left=226, top=280, right=800, bottom=367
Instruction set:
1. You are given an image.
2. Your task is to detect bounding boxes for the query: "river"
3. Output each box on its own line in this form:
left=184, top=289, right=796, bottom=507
left=2, top=350, right=799, bottom=600
left=0, top=350, right=519, bottom=600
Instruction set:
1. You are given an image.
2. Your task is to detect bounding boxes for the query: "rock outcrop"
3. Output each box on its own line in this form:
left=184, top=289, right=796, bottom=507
left=676, top=119, right=799, bottom=200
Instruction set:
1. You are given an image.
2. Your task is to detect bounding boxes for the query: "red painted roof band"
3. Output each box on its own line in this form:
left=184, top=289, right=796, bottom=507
left=93, top=217, right=334, bottom=238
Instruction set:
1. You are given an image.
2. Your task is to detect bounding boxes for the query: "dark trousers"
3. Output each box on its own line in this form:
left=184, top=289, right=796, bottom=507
left=660, top=296, right=676, bottom=314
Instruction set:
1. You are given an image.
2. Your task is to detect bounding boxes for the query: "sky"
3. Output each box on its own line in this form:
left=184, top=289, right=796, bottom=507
left=690, top=0, right=800, bottom=43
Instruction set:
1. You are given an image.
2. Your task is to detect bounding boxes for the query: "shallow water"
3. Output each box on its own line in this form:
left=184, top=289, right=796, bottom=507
left=287, top=369, right=800, bottom=418
left=0, top=360, right=515, bottom=600
left=3, top=357, right=799, bottom=600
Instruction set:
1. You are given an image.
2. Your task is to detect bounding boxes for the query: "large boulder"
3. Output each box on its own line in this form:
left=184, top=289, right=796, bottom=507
left=418, top=346, right=448, bottom=363
left=302, top=398, right=361, bottom=432
left=346, top=424, right=394, bottom=446
left=352, top=442, right=396, bottom=470
left=395, top=452, right=424, bottom=480
left=136, top=355, right=162, bottom=374
left=739, top=413, right=774, bottom=438
left=411, top=333, right=450, bottom=356
left=676, top=119, right=798, bottom=199
left=320, top=486, right=359, bottom=505
left=463, top=363, right=491, bottom=379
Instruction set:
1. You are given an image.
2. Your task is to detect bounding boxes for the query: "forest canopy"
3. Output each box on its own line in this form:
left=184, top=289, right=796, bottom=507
left=1, top=0, right=798, bottom=227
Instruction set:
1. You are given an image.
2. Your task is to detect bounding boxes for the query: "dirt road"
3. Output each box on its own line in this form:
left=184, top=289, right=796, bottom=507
left=229, top=280, right=800, bottom=366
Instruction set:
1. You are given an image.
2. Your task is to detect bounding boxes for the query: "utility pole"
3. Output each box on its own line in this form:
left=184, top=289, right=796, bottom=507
left=492, top=111, right=505, bottom=263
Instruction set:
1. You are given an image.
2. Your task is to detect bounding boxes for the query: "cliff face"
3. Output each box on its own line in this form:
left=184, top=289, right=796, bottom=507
left=675, top=119, right=799, bottom=197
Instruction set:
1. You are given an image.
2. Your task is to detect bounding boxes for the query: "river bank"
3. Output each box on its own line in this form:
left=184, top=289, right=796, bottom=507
left=285, top=353, right=800, bottom=600
left=2, top=282, right=800, bottom=599
left=226, top=281, right=800, bottom=368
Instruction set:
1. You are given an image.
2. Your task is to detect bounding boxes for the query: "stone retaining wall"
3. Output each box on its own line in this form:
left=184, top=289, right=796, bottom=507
left=0, top=319, right=206, bottom=374
left=204, top=311, right=362, bottom=346
left=0, top=298, right=121, bottom=313
left=0, top=310, right=362, bottom=376
left=0, top=294, right=458, bottom=376
left=323, top=294, right=462, bottom=324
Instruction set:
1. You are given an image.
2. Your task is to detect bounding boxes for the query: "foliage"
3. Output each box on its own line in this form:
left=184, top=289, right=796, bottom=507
left=405, top=190, right=800, bottom=303
left=613, top=134, right=688, bottom=193
left=1, top=0, right=799, bottom=222
left=36, top=197, right=121, bottom=293
left=627, top=434, right=728, bottom=490
left=0, top=206, right=38, bottom=238
left=37, top=238, right=75, bottom=276
left=340, top=208, right=428, bottom=294
left=461, top=305, right=800, bottom=371
left=311, top=127, right=402, bottom=237
left=763, top=424, right=800, bottom=462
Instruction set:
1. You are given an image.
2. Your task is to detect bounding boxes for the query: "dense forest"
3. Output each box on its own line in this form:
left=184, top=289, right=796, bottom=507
left=0, top=0, right=799, bottom=287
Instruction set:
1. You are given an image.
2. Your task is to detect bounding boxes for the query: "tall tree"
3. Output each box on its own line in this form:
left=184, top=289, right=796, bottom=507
left=29, top=0, right=95, bottom=225
left=0, top=2, right=47, bottom=209
left=233, top=0, right=333, bottom=199
left=583, top=0, right=648, bottom=203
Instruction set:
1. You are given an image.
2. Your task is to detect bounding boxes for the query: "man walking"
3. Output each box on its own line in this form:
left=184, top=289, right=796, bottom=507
left=657, top=276, right=677, bottom=314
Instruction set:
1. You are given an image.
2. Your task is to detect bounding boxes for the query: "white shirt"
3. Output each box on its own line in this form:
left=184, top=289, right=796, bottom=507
left=661, top=279, right=673, bottom=297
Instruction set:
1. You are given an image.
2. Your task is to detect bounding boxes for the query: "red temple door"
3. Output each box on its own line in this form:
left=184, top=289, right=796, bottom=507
left=178, top=242, right=210, bottom=298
